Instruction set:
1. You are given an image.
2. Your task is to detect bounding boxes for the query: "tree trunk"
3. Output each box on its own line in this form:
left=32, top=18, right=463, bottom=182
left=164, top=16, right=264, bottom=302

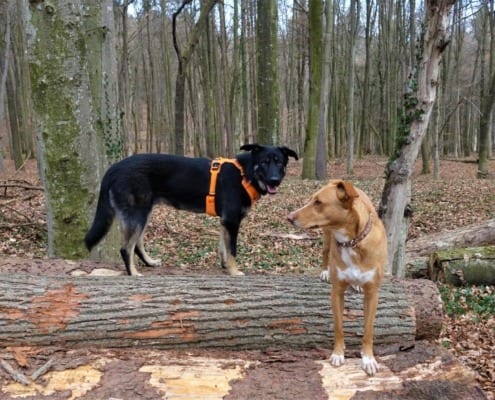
left=27, top=0, right=122, bottom=261
left=301, top=0, right=323, bottom=180
left=172, top=0, right=218, bottom=155
left=429, top=247, right=495, bottom=286
left=345, top=0, right=359, bottom=175
left=6, top=1, right=34, bottom=170
left=315, top=0, right=332, bottom=181
left=477, top=68, right=495, bottom=178
left=255, top=0, right=279, bottom=145
left=0, top=275, right=441, bottom=349
left=0, top=0, right=10, bottom=170
left=406, top=218, right=495, bottom=258
left=406, top=246, right=495, bottom=286
left=379, top=0, right=455, bottom=276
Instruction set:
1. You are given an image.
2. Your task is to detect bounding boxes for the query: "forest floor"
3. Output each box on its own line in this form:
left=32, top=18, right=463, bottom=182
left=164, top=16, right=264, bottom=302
left=0, top=156, right=494, bottom=399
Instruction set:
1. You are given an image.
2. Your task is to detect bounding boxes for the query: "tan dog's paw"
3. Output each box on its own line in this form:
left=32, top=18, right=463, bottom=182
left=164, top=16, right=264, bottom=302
left=228, top=268, right=245, bottom=276
left=319, top=270, right=330, bottom=282
left=329, top=352, right=345, bottom=367
left=361, top=355, right=379, bottom=376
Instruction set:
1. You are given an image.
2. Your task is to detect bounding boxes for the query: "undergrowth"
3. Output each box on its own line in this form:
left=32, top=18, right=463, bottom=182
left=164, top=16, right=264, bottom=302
left=440, top=284, right=495, bottom=320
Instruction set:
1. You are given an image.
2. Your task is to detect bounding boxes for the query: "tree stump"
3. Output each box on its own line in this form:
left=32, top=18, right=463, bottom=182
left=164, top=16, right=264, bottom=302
left=0, top=274, right=441, bottom=349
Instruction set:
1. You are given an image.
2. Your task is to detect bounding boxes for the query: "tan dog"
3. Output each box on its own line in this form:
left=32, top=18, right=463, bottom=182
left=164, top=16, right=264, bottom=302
left=287, top=180, right=387, bottom=376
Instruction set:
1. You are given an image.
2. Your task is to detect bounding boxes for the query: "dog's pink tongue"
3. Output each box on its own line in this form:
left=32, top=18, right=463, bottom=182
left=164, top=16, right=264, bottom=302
left=267, top=185, right=278, bottom=194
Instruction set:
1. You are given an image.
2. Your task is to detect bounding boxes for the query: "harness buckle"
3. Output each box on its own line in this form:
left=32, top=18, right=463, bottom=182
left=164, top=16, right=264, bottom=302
left=211, top=160, right=222, bottom=171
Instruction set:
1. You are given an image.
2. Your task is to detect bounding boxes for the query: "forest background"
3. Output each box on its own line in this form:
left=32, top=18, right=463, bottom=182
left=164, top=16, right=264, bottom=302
left=0, top=0, right=493, bottom=268
left=0, top=2, right=494, bottom=395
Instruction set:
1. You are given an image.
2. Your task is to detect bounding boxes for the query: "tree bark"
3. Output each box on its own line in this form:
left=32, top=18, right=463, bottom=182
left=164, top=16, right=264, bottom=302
left=406, top=218, right=495, bottom=258
left=27, top=0, right=122, bottom=261
left=314, top=0, right=332, bottom=181
left=345, top=0, right=359, bottom=175
left=0, top=0, right=11, bottom=171
left=379, top=0, right=455, bottom=276
left=301, top=0, right=323, bottom=180
left=255, top=0, right=279, bottom=145
left=406, top=246, right=495, bottom=286
left=172, top=0, right=218, bottom=155
left=477, top=68, right=495, bottom=178
left=0, top=275, right=441, bottom=349
left=430, top=247, right=495, bottom=286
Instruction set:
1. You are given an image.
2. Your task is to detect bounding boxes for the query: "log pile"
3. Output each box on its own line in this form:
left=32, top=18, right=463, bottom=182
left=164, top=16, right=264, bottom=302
left=405, top=219, right=495, bottom=285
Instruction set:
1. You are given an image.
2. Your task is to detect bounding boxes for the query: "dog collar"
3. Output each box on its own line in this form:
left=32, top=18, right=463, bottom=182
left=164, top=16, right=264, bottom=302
left=337, top=213, right=374, bottom=249
left=206, top=158, right=261, bottom=217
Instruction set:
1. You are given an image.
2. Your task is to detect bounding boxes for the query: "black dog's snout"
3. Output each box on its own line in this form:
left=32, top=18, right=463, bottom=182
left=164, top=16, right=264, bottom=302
left=267, top=176, right=282, bottom=187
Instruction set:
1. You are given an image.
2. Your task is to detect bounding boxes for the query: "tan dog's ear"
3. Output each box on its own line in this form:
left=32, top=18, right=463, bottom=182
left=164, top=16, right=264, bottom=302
left=336, top=181, right=359, bottom=208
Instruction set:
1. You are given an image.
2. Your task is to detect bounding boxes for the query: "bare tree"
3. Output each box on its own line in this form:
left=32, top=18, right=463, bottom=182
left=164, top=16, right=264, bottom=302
left=478, top=0, right=495, bottom=178
left=172, top=0, right=218, bottom=155
left=315, top=0, right=333, bottom=180
left=379, top=0, right=456, bottom=276
left=6, top=1, right=34, bottom=169
left=0, top=0, right=12, bottom=170
left=302, top=0, right=323, bottom=179
left=256, top=0, right=279, bottom=144
left=345, top=0, right=360, bottom=175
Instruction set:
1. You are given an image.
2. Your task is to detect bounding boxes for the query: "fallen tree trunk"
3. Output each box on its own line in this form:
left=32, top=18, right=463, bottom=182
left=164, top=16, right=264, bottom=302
left=406, top=218, right=495, bottom=258
left=405, top=246, right=495, bottom=285
left=0, top=274, right=441, bottom=349
left=429, top=246, right=495, bottom=286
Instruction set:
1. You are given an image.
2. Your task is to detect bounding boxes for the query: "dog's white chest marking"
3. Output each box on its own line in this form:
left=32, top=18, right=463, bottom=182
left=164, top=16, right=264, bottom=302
left=333, top=229, right=376, bottom=286
left=336, top=244, right=376, bottom=286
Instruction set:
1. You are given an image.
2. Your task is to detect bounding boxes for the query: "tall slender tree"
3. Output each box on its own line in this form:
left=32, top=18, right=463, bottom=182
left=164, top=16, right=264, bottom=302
left=315, top=0, right=333, bottom=180
left=256, top=0, right=279, bottom=144
left=478, top=0, right=495, bottom=178
left=173, top=0, right=218, bottom=155
left=345, top=0, right=360, bottom=175
left=379, top=0, right=456, bottom=276
left=0, top=0, right=12, bottom=170
left=302, top=0, right=323, bottom=179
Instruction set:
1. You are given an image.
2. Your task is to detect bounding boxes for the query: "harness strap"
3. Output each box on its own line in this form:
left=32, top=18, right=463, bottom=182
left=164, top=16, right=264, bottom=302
left=206, top=158, right=260, bottom=217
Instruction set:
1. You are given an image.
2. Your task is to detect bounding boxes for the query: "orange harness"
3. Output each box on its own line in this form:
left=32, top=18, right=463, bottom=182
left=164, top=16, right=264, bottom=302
left=206, top=158, right=260, bottom=217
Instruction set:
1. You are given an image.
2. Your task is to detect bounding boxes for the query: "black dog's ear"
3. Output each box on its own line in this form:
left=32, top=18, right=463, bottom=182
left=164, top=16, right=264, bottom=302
left=279, top=146, right=298, bottom=160
left=240, top=143, right=264, bottom=153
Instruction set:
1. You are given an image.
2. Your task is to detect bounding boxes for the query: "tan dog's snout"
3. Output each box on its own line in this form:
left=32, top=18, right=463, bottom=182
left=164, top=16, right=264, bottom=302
left=287, top=211, right=297, bottom=225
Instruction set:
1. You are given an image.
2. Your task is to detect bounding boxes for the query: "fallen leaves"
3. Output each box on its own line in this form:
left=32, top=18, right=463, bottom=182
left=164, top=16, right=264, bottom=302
left=1, top=156, right=495, bottom=397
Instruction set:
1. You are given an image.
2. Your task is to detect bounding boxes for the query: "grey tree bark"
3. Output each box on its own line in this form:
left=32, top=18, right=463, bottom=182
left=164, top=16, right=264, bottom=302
left=172, top=0, right=218, bottom=155
left=0, top=0, right=12, bottom=171
left=315, top=0, right=332, bottom=181
left=379, top=0, right=456, bottom=276
left=256, top=0, right=279, bottom=145
left=27, top=0, right=122, bottom=260
left=302, top=0, right=323, bottom=179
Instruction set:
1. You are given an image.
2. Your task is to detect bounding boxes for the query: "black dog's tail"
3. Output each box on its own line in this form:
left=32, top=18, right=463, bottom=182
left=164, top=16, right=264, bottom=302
left=84, top=185, right=115, bottom=251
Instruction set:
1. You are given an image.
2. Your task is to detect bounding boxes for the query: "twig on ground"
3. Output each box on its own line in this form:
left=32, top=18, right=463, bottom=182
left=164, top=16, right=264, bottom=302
left=30, top=357, right=56, bottom=382
left=0, top=183, right=43, bottom=191
left=0, top=194, right=36, bottom=207
left=0, top=358, right=30, bottom=385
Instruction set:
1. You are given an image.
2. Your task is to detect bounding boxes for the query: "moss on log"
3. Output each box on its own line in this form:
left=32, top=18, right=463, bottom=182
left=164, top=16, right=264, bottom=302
left=429, top=246, right=495, bottom=286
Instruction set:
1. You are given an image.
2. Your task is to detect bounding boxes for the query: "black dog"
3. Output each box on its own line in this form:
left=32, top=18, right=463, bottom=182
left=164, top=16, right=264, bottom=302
left=84, top=144, right=298, bottom=276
